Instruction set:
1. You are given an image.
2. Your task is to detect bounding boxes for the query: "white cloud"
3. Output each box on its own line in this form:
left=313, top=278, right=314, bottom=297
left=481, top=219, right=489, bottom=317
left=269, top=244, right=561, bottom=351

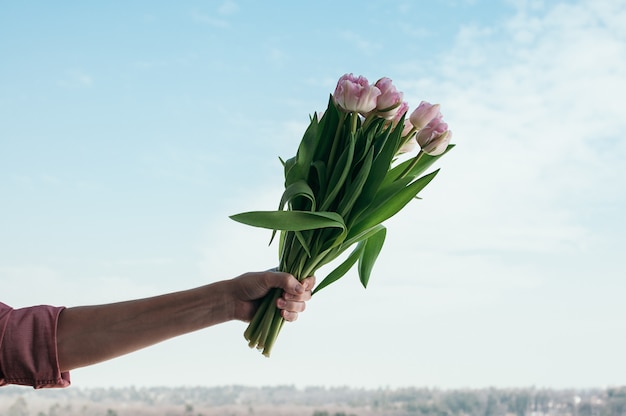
left=340, top=30, right=382, bottom=54
left=395, top=0, right=626, bottom=260
left=265, top=46, right=288, bottom=67
left=218, top=0, right=240, bottom=16
left=191, top=0, right=239, bottom=27
left=57, top=69, right=93, bottom=88
left=191, top=10, right=229, bottom=28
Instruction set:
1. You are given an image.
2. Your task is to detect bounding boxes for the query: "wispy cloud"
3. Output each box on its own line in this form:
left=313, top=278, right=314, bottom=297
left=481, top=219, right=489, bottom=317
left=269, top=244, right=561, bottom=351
left=56, top=69, right=93, bottom=88
left=395, top=0, right=626, bottom=259
left=266, top=46, right=288, bottom=67
left=191, top=10, right=229, bottom=28
left=191, top=1, right=239, bottom=28
left=218, top=0, right=240, bottom=16
left=339, top=30, right=382, bottom=54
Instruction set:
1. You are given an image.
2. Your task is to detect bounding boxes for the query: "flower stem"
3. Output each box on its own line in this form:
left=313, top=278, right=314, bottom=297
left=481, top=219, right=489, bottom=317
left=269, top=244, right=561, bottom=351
left=244, top=292, right=273, bottom=345
left=397, top=150, right=425, bottom=180
left=262, top=306, right=286, bottom=357
left=244, top=288, right=284, bottom=351
left=350, top=111, right=359, bottom=134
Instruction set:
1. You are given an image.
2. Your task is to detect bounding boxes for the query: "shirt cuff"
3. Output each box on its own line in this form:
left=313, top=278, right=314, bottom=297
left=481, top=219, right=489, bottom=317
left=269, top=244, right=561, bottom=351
left=0, top=304, right=71, bottom=389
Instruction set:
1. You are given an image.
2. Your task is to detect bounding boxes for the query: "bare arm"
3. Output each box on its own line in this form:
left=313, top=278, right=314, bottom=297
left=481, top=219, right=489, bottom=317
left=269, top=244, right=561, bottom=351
left=56, top=271, right=314, bottom=372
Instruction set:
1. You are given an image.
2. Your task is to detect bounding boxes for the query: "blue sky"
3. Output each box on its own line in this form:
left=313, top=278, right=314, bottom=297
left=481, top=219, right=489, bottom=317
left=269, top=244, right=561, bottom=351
left=2, top=0, right=625, bottom=389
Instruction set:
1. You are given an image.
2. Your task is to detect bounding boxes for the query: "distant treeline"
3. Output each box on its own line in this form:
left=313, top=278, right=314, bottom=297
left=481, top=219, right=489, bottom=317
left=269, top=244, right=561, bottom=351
left=1, top=385, right=625, bottom=416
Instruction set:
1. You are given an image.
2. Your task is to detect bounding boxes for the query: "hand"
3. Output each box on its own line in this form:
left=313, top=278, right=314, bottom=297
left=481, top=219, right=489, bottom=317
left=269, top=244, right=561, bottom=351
left=228, top=271, right=315, bottom=322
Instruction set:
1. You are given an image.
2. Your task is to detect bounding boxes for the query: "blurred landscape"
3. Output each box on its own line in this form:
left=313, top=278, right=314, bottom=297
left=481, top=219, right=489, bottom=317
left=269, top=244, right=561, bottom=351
left=1, top=385, right=625, bottom=416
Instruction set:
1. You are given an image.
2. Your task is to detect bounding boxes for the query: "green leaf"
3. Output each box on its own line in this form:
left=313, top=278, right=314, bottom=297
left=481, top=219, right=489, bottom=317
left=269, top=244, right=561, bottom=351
left=349, top=169, right=440, bottom=238
left=341, top=224, right=386, bottom=251
left=294, top=230, right=311, bottom=258
left=279, top=180, right=316, bottom=212
left=310, top=160, right=327, bottom=204
left=283, top=156, right=301, bottom=186
left=337, top=146, right=374, bottom=219
left=362, top=174, right=414, bottom=215
left=312, top=97, right=339, bottom=157
left=358, top=226, right=386, bottom=288
left=353, top=117, right=383, bottom=164
left=230, top=210, right=346, bottom=233
left=383, top=144, right=454, bottom=187
left=320, top=133, right=356, bottom=211
left=269, top=180, right=317, bottom=246
left=351, top=119, right=403, bottom=219
left=295, top=113, right=320, bottom=180
left=312, top=243, right=364, bottom=295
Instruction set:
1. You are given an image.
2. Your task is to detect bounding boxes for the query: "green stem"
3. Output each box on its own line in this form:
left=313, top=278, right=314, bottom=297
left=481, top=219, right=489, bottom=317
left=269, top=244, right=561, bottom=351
left=254, top=288, right=283, bottom=350
left=279, top=231, right=296, bottom=272
left=301, top=246, right=340, bottom=282
left=244, top=292, right=274, bottom=344
left=360, top=113, right=376, bottom=131
left=262, top=306, right=286, bottom=357
left=397, top=150, right=425, bottom=180
left=350, top=111, right=359, bottom=134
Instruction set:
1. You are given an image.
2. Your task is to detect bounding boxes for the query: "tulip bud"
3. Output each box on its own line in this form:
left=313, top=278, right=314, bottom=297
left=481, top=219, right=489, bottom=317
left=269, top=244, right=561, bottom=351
left=416, top=117, right=451, bottom=156
left=409, top=101, right=441, bottom=130
left=401, top=118, right=413, bottom=137
left=374, top=77, right=404, bottom=119
left=397, top=135, right=418, bottom=154
left=333, top=73, right=381, bottom=114
left=392, top=102, right=409, bottom=125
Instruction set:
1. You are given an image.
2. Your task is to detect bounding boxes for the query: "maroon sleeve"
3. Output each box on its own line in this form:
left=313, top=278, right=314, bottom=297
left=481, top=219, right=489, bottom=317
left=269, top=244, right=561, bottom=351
left=0, top=302, right=71, bottom=388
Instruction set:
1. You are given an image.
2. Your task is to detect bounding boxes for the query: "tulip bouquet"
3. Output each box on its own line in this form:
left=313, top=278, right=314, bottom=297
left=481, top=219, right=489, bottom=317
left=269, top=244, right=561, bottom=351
left=231, top=73, right=454, bottom=357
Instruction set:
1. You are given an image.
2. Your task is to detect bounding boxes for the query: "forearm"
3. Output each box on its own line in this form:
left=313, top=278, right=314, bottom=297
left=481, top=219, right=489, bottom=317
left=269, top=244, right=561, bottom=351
left=56, top=281, right=233, bottom=372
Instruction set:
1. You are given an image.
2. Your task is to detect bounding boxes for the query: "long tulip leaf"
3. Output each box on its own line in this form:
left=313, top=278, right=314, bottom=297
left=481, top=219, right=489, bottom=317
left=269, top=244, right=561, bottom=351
left=358, top=226, right=386, bottom=288
left=349, top=169, right=439, bottom=238
left=279, top=180, right=316, bottom=212
left=383, top=144, right=454, bottom=187
left=295, top=114, right=320, bottom=181
left=230, top=210, right=346, bottom=233
left=270, top=180, right=317, bottom=245
left=320, top=133, right=356, bottom=211
left=294, top=231, right=312, bottom=258
left=310, top=160, right=327, bottom=204
left=283, top=156, right=301, bottom=186
left=337, top=146, right=374, bottom=219
left=313, top=96, right=341, bottom=163
left=341, top=224, right=386, bottom=249
left=313, top=243, right=364, bottom=295
left=351, top=120, right=403, bottom=217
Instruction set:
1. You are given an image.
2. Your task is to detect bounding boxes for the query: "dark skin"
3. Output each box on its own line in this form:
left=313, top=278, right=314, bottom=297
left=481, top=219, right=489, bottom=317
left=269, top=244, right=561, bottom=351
left=56, top=271, right=315, bottom=372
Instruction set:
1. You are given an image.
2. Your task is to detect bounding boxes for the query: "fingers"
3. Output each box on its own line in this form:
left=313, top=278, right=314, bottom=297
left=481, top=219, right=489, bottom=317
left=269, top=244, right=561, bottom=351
left=281, top=309, right=299, bottom=322
left=268, top=272, right=315, bottom=297
left=300, top=275, right=316, bottom=292
left=274, top=274, right=316, bottom=322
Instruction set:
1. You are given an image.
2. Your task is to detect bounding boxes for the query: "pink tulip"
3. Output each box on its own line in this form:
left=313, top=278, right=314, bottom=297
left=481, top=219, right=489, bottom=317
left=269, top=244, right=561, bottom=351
left=403, top=117, right=414, bottom=135
left=393, top=118, right=417, bottom=155
left=374, top=77, right=404, bottom=119
left=333, top=73, right=381, bottom=114
left=397, top=135, right=418, bottom=154
left=409, top=101, right=441, bottom=130
left=416, top=117, right=451, bottom=156
left=392, top=102, right=409, bottom=124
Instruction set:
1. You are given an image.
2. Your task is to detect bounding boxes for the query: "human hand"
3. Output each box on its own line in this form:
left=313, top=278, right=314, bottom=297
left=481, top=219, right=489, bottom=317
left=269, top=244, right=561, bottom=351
left=227, top=271, right=315, bottom=323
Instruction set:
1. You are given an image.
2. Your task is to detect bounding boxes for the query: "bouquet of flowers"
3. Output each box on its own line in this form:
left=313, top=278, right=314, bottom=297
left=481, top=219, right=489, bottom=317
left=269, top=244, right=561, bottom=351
left=231, top=73, right=454, bottom=357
